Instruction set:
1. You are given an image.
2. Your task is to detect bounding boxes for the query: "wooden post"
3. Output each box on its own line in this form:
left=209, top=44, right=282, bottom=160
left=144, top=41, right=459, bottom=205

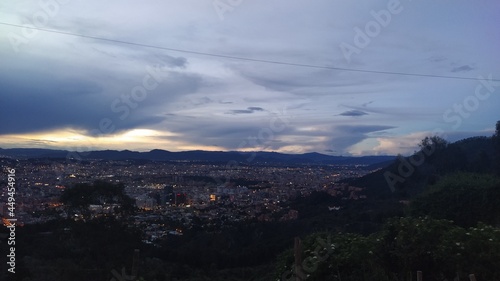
left=417, top=271, right=423, bottom=281
left=132, top=248, right=140, bottom=277
left=469, top=274, right=477, bottom=281
left=294, top=237, right=303, bottom=281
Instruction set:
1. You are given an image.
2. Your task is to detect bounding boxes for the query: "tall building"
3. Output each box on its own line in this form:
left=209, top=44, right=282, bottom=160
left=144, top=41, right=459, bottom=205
left=175, top=193, right=187, bottom=206
left=162, top=185, right=174, bottom=205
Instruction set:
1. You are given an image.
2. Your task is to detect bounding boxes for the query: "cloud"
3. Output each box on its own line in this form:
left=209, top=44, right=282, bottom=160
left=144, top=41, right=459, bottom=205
left=236, top=65, right=347, bottom=95
left=338, top=110, right=368, bottom=117
left=227, top=107, right=265, bottom=115
left=1, top=1, right=498, bottom=156
left=247, top=107, right=264, bottom=111
left=362, top=101, right=374, bottom=107
left=0, top=63, right=203, bottom=136
left=326, top=125, right=396, bottom=154
left=153, top=54, right=188, bottom=69
left=451, top=65, right=475, bottom=73
left=188, top=96, right=214, bottom=106
left=371, top=128, right=495, bottom=156
left=228, top=109, right=254, bottom=114
left=157, top=117, right=274, bottom=150
left=428, top=56, right=447, bottom=63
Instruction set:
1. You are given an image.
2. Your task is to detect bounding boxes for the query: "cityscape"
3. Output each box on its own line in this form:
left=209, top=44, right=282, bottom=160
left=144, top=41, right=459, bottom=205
left=2, top=131, right=500, bottom=280
left=0, top=154, right=377, bottom=244
left=1, top=1, right=499, bottom=280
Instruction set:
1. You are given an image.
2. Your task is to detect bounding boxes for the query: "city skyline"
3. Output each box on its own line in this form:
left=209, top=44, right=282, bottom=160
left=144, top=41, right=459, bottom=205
left=1, top=1, right=499, bottom=156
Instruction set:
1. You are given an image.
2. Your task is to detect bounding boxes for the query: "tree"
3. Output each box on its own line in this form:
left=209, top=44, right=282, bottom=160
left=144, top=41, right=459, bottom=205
left=376, top=217, right=456, bottom=279
left=60, top=181, right=136, bottom=219
left=493, top=120, right=500, bottom=175
left=409, top=173, right=500, bottom=227
left=418, top=136, right=448, bottom=160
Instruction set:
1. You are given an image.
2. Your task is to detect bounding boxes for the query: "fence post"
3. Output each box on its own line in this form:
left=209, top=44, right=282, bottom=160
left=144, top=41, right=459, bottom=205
left=294, top=237, right=302, bottom=281
left=469, top=274, right=477, bottom=281
left=132, top=248, right=140, bottom=278
left=417, top=271, right=423, bottom=281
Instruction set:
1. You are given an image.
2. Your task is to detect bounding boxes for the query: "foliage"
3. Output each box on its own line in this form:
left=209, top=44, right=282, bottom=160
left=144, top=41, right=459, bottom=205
left=60, top=180, right=136, bottom=217
left=494, top=120, right=500, bottom=175
left=350, top=133, right=497, bottom=199
left=375, top=217, right=455, bottom=279
left=275, top=217, right=500, bottom=281
left=436, top=223, right=500, bottom=279
left=275, top=232, right=387, bottom=281
left=409, top=172, right=500, bottom=227
left=418, top=136, right=448, bottom=159
left=4, top=218, right=145, bottom=281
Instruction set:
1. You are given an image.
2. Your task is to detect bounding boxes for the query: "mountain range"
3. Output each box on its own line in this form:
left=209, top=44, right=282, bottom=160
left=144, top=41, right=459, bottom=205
left=0, top=147, right=395, bottom=166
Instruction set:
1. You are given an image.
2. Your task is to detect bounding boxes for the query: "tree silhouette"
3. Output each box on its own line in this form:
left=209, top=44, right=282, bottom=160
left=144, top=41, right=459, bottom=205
left=493, top=120, right=500, bottom=175
left=60, top=180, right=135, bottom=219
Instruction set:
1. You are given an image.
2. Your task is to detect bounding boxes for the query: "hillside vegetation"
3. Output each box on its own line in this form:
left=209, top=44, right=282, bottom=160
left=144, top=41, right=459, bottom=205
left=275, top=121, right=500, bottom=280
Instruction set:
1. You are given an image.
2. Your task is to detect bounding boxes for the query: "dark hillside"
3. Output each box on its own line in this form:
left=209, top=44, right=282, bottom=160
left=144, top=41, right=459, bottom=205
left=345, top=135, right=496, bottom=200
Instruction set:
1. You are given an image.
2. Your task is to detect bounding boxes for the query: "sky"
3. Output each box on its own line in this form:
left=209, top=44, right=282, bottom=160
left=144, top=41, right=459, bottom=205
left=0, top=0, right=499, bottom=156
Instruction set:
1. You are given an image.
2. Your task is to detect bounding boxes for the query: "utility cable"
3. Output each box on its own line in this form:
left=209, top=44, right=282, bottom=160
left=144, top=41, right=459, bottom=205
left=1, top=22, right=499, bottom=82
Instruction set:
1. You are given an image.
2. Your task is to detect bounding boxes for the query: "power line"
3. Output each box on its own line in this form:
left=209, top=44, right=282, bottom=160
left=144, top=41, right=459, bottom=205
left=2, top=22, right=499, bottom=82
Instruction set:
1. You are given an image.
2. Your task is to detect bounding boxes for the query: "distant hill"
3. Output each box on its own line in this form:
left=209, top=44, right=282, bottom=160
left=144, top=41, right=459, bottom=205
left=0, top=147, right=395, bottom=166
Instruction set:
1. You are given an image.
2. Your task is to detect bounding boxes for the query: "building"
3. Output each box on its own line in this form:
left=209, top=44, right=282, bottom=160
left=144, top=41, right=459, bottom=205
left=162, top=185, right=174, bottom=205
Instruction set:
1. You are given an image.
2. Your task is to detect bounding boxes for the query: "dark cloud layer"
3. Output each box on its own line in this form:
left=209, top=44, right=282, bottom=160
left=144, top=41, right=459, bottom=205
left=227, top=107, right=265, bottom=115
left=0, top=66, right=202, bottom=135
left=451, top=65, right=474, bottom=73
left=339, top=110, right=368, bottom=117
